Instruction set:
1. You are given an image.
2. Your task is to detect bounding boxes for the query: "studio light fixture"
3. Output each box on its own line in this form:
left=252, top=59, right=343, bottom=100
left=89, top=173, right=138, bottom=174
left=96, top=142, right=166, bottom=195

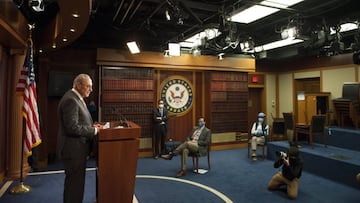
left=180, top=28, right=221, bottom=48
left=229, top=0, right=304, bottom=24
left=218, top=53, right=225, bottom=60
left=126, top=41, right=140, bottom=54
left=281, top=27, right=298, bottom=39
left=240, top=38, right=255, bottom=52
left=192, top=47, right=201, bottom=56
left=29, top=0, right=44, bottom=12
left=164, top=50, right=170, bottom=57
left=165, top=9, right=171, bottom=21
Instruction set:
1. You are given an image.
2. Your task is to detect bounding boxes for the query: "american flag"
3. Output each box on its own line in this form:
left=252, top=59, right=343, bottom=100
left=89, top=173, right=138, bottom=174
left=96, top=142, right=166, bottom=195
left=16, top=39, right=42, bottom=156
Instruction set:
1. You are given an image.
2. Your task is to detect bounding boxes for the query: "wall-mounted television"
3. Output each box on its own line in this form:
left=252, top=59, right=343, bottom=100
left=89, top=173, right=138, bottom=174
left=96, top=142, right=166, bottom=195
left=47, top=71, right=76, bottom=97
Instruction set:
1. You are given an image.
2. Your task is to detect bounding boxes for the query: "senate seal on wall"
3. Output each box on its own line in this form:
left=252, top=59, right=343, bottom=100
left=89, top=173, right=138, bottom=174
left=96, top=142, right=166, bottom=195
left=160, top=76, right=193, bottom=115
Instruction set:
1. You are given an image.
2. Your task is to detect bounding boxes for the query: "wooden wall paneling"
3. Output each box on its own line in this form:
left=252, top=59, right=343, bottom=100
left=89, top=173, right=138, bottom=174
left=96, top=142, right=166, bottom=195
left=37, top=49, right=97, bottom=167
left=0, top=46, right=7, bottom=182
left=157, top=70, right=195, bottom=142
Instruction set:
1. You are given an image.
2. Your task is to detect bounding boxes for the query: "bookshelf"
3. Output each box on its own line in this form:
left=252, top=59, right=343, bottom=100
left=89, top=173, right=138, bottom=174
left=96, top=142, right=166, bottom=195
left=101, top=67, right=154, bottom=138
left=209, top=72, right=248, bottom=133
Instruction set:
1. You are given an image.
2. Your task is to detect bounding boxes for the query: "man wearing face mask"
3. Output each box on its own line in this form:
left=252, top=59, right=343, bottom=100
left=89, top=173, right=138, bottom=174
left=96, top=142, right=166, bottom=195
left=161, top=117, right=211, bottom=177
left=153, top=99, right=169, bottom=159
left=250, top=112, right=269, bottom=161
left=268, top=144, right=303, bottom=199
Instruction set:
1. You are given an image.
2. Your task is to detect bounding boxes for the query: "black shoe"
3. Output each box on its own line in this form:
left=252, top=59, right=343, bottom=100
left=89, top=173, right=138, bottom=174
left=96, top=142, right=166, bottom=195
left=176, top=170, right=185, bottom=177
left=161, top=152, right=174, bottom=160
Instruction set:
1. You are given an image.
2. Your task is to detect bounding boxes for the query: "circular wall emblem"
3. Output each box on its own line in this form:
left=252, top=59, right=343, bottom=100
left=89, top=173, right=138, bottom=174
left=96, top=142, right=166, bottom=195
left=160, top=76, right=193, bottom=115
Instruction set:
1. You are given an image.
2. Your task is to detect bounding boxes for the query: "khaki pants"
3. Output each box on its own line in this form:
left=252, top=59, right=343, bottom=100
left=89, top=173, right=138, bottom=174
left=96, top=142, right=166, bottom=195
left=251, top=136, right=265, bottom=151
left=268, top=172, right=299, bottom=199
left=174, top=141, right=199, bottom=171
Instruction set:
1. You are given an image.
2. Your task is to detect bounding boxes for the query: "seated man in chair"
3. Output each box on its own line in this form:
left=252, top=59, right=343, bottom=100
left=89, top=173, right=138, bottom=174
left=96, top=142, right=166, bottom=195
left=162, top=116, right=211, bottom=177
left=250, top=112, right=269, bottom=161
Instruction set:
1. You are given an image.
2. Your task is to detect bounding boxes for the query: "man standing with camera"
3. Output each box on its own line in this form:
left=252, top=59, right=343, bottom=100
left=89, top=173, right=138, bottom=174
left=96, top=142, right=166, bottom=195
left=268, top=145, right=303, bottom=199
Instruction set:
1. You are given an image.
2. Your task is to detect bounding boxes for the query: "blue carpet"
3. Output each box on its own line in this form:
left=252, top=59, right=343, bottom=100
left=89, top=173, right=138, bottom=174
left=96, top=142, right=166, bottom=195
left=1, top=148, right=359, bottom=203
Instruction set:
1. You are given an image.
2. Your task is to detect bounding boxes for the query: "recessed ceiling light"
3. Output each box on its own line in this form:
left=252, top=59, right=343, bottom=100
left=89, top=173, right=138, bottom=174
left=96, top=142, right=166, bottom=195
left=62, top=38, right=68, bottom=42
left=70, top=28, right=76, bottom=32
left=72, top=12, right=80, bottom=18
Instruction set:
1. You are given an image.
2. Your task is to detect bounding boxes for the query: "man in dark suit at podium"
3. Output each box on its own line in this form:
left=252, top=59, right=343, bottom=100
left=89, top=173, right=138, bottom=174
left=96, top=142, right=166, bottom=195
left=57, top=74, right=103, bottom=203
left=162, top=117, right=211, bottom=177
left=152, top=99, right=169, bottom=159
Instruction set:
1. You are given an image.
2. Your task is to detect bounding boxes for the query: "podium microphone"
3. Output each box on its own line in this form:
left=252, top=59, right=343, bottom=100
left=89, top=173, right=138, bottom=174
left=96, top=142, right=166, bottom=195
left=112, top=107, right=129, bottom=127
left=120, top=114, right=130, bottom=128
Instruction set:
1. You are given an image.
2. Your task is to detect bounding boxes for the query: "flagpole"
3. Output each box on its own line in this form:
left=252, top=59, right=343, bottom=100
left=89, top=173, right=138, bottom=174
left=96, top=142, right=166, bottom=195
left=10, top=119, right=31, bottom=194
left=9, top=24, right=35, bottom=195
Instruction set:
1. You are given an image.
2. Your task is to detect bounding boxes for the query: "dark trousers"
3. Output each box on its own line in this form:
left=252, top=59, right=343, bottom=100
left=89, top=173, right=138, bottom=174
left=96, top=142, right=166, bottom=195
left=62, top=140, right=90, bottom=203
left=154, top=125, right=167, bottom=156
left=63, top=156, right=87, bottom=203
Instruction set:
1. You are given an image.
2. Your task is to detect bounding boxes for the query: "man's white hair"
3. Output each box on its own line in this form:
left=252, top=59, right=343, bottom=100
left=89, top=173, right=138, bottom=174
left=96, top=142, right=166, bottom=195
left=73, top=74, right=91, bottom=88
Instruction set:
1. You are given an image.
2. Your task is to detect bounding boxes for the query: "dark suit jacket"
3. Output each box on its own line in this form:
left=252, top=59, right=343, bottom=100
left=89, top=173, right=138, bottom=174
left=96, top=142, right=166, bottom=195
left=186, top=126, right=211, bottom=156
left=57, top=90, right=96, bottom=160
left=152, top=108, right=169, bottom=132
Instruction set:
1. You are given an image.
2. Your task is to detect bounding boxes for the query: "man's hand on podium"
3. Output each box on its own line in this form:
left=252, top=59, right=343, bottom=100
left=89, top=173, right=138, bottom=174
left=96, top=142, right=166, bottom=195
left=94, top=123, right=104, bottom=131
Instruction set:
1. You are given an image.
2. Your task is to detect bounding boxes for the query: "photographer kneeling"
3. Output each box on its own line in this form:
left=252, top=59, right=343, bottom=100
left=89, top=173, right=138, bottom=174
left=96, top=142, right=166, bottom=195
left=268, top=145, right=303, bottom=199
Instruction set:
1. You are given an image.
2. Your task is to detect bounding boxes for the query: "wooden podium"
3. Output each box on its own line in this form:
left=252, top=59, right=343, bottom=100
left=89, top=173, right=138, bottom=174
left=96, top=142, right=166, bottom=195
left=97, top=121, right=141, bottom=203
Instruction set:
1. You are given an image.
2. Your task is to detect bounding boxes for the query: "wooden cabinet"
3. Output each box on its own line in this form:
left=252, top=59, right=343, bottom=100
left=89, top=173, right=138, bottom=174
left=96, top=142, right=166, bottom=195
left=296, top=92, right=330, bottom=124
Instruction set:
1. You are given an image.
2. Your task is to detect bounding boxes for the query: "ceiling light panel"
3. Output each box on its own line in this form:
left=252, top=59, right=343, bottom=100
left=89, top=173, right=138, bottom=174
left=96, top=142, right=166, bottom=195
left=229, top=5, right=279, bottom=24
left=229, top=0, right=304, bottom=24
left=127, top=41, right=140, bottom=54
left=330, top=22, right=359, bottom=34
left=261, top=0, right=304, bottom=9
left=256, top=38, right=304, bottom=51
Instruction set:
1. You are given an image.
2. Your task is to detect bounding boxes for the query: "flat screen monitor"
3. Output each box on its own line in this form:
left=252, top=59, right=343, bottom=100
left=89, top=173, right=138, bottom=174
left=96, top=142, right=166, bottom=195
left=47, top=71, right=75, bottom=97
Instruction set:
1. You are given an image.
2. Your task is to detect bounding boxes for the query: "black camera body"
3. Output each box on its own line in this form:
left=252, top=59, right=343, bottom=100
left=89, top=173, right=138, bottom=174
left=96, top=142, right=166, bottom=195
left=276, top=151, right=287, bottom=159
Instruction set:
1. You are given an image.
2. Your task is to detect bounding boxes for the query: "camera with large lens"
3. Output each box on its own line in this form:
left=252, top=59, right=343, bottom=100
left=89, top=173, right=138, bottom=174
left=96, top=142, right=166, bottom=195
left=276, top=151, right=287, bottom=159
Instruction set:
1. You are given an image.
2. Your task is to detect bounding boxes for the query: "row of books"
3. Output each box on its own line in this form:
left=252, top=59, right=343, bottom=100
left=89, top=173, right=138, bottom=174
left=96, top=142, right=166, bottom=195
left=211, top=120, right=248, bottom=133
left=102, top=103, right=154, bottom=114
left=211, top=91, right=249, bottom=101
left=210, top=81, right=248, bottom=91
left=211, top=112, right=247, bottom=121
left=211, top=102, right=248, bottom=112
left=210, top=72, right=248, bottom=81
left=102, top=114, right=153, bottom=125
left=102, top=67, right=154, bottom=79
left=102, top=79, right=154, bottom=90
left=102, top=91, right=154, bottom=102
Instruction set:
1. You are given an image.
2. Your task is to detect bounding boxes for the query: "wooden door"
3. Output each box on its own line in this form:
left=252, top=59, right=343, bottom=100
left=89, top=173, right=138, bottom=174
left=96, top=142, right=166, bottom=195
left=248, top=88, right=263, bottom=132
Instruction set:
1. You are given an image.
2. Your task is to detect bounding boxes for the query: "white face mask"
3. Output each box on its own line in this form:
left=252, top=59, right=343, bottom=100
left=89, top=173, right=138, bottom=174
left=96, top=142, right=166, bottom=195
left=258, top=117, right=264, bottom=123
left=159, top=104, right=164, bottom=108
